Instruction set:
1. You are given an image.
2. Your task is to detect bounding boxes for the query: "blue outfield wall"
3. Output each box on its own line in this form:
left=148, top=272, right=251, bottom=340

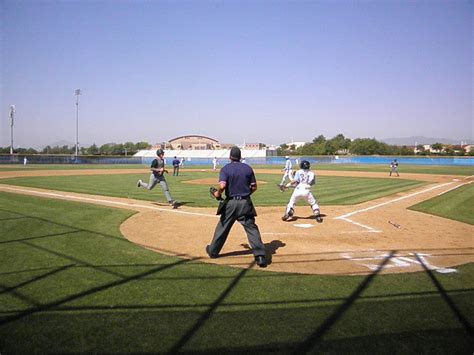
left=0, top=155, right=142, bottom=165
left=1, top=154, right=473, bottom=167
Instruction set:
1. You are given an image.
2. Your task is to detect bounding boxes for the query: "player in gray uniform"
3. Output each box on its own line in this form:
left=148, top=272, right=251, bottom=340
left=137, top=149, right=178, bottom=208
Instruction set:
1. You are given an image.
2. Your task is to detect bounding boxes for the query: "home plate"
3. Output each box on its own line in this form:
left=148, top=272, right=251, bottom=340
left=294, top=224, right=314, bottom=228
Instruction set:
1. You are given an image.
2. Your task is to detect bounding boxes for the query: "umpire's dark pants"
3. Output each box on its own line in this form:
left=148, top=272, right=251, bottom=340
left=209, top=198, right=266, bottom=258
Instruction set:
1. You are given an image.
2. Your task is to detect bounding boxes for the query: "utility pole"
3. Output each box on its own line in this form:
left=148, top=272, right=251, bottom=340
left=75, top=89, right=81, bottom=156
left=9, top=105, right=15, bottom=155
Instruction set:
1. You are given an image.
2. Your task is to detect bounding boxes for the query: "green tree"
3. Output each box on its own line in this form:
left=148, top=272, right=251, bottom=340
left=312, top=135, right=326, bottom=145
left=400, top=145, right=414, bottom=155
left=123, top=142, right=136, bottom=156
left=277, top=144, right=290, bottom=156
left=416, top=145, right=426, bottom=155
left=431, top=143, right=444, bottom=154
left=135, top=141, right=151, bottom=150
left=88, top=144, right=100, bottom=155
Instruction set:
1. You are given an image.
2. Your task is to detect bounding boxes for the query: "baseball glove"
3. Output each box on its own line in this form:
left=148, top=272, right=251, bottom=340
left=209, top=186, right=223, bottom=200
left=277, top=184, right=288, bottom=192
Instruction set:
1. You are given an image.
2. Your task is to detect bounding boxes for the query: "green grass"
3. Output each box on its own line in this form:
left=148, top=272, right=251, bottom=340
left=0, top=164, right=145, bottom=171
left=309, top=164, right=474, bottom=176
left=0, top=171, right=425, bottom=207
left=1, top=163, right=473, bottom=176
left=0, top=192, right=472, bottom=353
left=409, top=183, right=474, bottom=225
left=256, top=164, right=473, bottom=176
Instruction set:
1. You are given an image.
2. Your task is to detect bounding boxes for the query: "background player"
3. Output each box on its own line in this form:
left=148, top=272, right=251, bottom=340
left=212, top=157, right=219, bottom=171
left=389, top=159, right=399, bottom=177
left=172, top=156, right=180, bottom=176
left=281, top=160, right=323, bottom=223
left=279, top=156, right=293, bottom=187
left=137, top=149, right=178, bottom=208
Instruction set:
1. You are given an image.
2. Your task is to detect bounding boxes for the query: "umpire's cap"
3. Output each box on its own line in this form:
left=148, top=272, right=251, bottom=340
left=230, top=146, right=241, bottom=161
left=156, top=149, right=164, bottom=156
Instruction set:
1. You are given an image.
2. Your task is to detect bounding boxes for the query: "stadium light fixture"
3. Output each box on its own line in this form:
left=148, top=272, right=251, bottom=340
left=9, top=105, right=15, bottom=155
left=75, top=89, right=81, bottom=156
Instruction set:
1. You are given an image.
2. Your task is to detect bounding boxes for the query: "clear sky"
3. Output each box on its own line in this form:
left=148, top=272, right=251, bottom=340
left=0, top=0, right=472, bottom=149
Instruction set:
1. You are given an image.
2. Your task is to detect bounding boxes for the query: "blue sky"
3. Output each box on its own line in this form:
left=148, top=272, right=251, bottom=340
left=1, top=0, right=472, bottom=149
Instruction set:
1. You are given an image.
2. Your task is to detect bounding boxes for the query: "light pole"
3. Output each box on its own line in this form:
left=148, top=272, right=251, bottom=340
left=75, top=89, right=81, bottom=156
left=9, top=105, right=15, bottom=155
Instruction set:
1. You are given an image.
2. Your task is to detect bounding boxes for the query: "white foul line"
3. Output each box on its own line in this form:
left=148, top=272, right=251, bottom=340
left=0, top=185, right=218, bottom=218
left=337, top=217, right=381, bottom=233
left=437, top=181, right=472, bottom=196
left=335, top=182, right=453, bottom=220
left=334, top=182, right=454, bottom=232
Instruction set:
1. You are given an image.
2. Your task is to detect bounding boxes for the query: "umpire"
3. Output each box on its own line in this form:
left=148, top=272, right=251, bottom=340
left=207, top=146, right=267, bottom=267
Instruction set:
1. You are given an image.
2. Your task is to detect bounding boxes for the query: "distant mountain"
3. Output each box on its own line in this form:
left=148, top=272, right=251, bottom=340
left=381, top=136, right=473, bottom=146
left=46, top=140, right=76, bottom=148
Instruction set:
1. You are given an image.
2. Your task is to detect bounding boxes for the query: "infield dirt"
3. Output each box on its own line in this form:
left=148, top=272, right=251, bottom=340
left=1, top=168, right=472, bottom=275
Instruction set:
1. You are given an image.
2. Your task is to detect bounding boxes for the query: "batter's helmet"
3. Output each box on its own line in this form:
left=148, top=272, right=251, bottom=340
left=156, top=149, right=164, bottom=156
left=300, top=160, right=310, bottom=170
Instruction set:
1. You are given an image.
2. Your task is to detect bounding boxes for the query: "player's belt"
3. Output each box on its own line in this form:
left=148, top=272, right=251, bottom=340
left=230, top=195, right=249, bottom=200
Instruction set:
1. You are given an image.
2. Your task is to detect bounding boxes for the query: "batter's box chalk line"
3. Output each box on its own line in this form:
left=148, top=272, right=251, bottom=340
left=340, top=252, right=457, bottom=274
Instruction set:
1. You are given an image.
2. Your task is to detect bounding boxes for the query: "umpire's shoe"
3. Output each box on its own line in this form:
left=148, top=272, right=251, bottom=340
left=206, top=245, right=218, bottom=259
left=255, top=255, right=267, bottom=268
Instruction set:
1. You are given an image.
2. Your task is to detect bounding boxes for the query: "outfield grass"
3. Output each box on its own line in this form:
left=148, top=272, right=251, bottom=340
left=301, top=164, right=474, bottom=176
left=0, top=192, right=472, bottom=353
left=1, top=163, right=473, bottom=176
left=409, top=183, right=474, bottom=225
left=0, top=164, right=145, bottom=171
left=0, top=171, right=424, bottom=207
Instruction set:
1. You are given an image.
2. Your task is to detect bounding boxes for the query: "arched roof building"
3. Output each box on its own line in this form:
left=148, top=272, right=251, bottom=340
left=168, top=135, right=221, bottom=150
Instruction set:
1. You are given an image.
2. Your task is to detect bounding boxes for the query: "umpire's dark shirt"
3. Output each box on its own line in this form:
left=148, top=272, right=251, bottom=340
left=219, top=161, right=256, bottom=198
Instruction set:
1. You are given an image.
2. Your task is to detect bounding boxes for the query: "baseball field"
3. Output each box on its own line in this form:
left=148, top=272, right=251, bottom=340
left=0, top=163, right=472, bottom=353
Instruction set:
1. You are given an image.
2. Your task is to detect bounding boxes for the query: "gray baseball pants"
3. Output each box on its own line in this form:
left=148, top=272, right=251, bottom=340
left=139, top=173, right=173, bottom=202
left=208, top=199, right=266, bottom=258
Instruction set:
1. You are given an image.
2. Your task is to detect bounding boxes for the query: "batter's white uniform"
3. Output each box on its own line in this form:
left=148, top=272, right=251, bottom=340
left=280, top=158, right=293, bottom=185
left=284, top=169, right=320, bottom=216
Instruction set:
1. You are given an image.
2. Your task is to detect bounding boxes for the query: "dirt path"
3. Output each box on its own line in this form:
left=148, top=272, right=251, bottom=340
left=1, top=168, right=472, bottom=275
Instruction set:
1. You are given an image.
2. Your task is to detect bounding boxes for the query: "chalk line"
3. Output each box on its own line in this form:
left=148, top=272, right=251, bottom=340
left=335, top=182, right=453, bottom=220
left=0, top=185, right=217, bottom=218
left=437, top=181, right=472, bottom=196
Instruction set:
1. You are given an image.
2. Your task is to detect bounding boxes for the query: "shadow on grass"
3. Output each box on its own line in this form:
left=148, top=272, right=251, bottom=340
left=1, top=206, right=473, bottom=353
left=293, top=250, right=397, bottom=354
left=217, top=240, right=286, bottom=265
left=415, top=253, right=473, bottom=336
left=0, top=257, right=196, bottom=327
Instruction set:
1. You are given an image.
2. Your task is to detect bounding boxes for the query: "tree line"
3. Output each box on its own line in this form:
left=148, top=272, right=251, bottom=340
left=0, top=142, right=150, bottom=156
left=277, top=134, right=473, bottom=156
left=1, top=135, right=472, bottom=156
